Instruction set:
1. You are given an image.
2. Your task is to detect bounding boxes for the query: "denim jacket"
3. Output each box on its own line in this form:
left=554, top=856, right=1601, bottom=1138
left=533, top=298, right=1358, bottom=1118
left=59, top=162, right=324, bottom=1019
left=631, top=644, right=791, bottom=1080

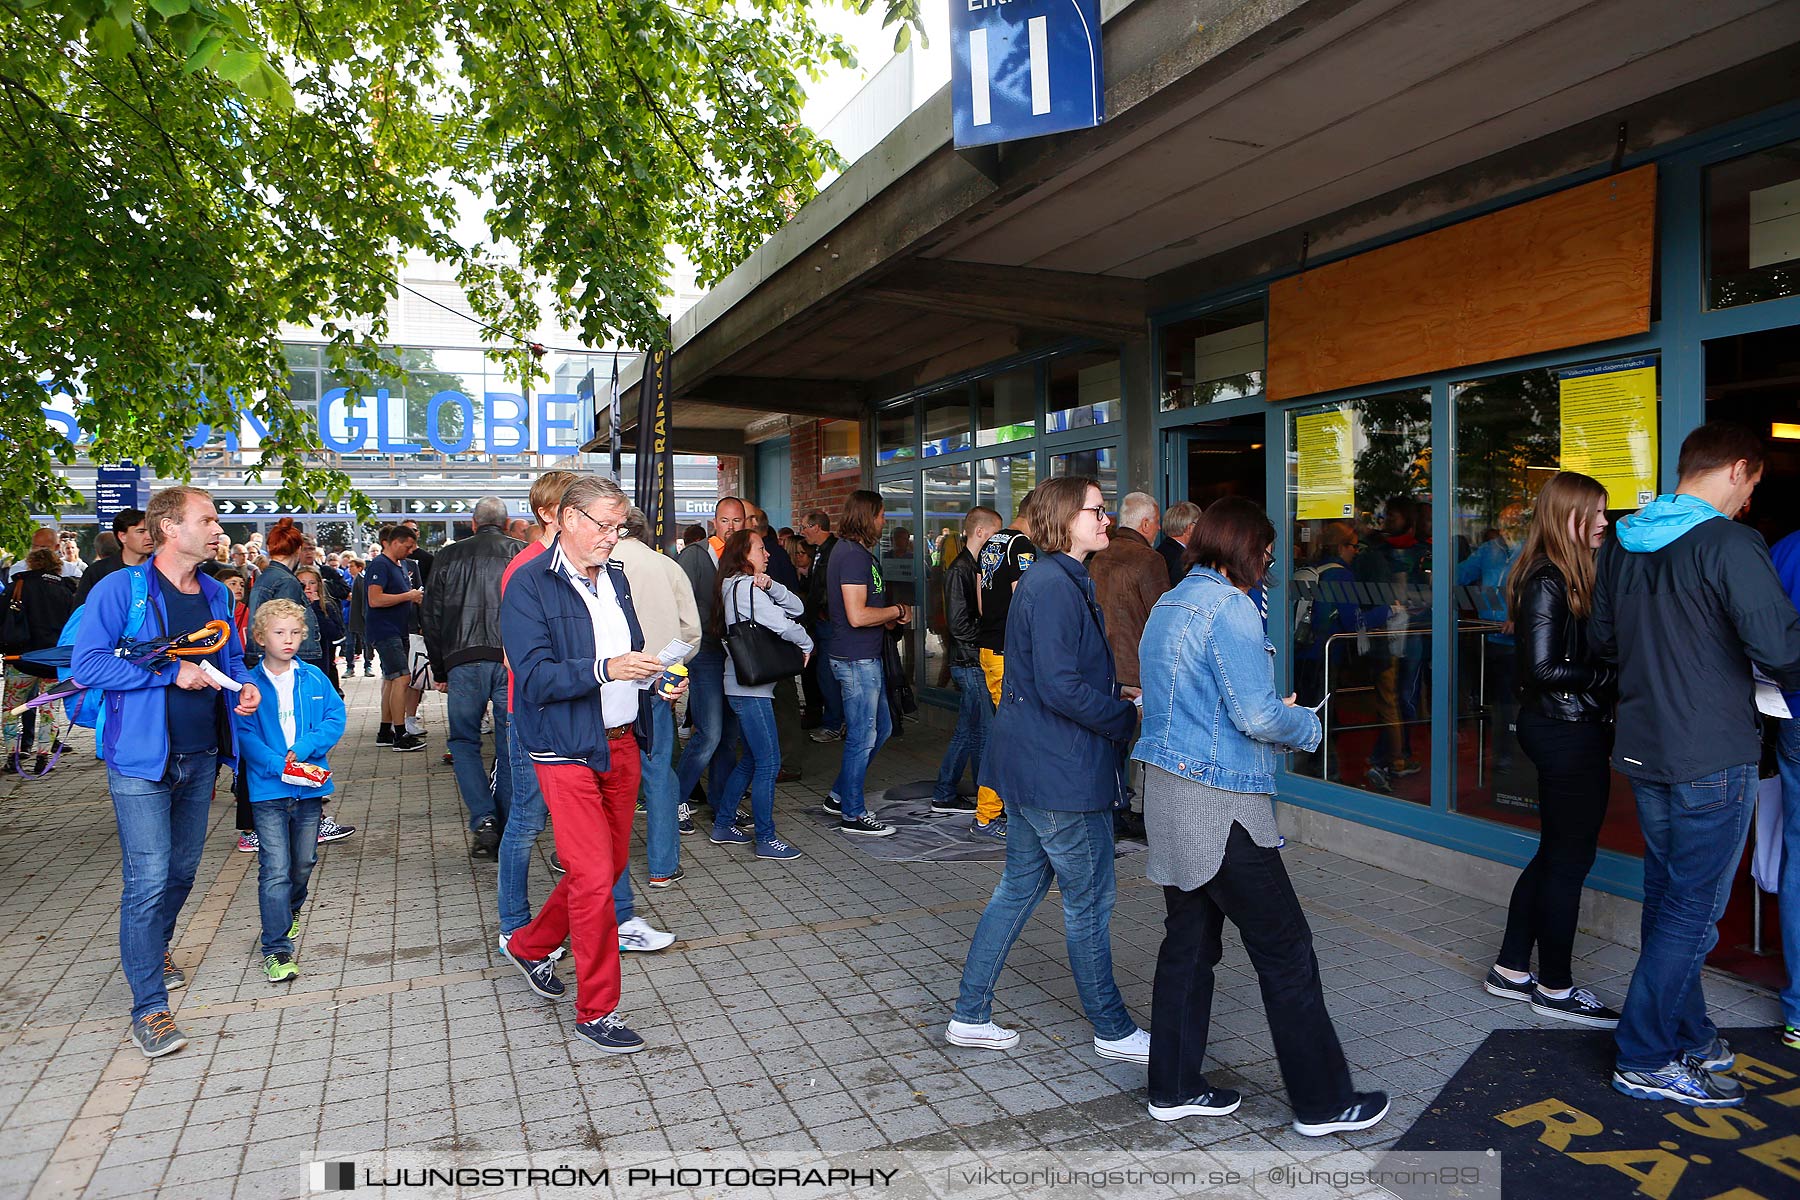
left=1133, top=566, right=1321, bottom=794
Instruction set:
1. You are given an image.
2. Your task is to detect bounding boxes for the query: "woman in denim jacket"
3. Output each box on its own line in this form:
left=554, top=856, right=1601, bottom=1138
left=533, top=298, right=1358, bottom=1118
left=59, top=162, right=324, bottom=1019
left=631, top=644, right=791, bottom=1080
left=1134, top=497, right=1388, bottom=1137
left=946, top=476, right=1150, bottom=1066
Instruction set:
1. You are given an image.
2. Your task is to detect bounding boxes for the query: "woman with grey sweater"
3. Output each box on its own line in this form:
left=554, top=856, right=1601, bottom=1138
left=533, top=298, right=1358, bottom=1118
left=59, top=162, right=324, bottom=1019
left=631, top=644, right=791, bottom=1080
left=1133, top=497, right=1387, bottom=1137
left=709, top=530, right=813, bottom=860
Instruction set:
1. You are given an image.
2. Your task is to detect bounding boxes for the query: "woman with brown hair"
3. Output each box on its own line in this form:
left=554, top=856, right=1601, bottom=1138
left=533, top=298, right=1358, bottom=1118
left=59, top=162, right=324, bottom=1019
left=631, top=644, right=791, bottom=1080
left=1485, top=470, right=1621, bottom=1028
left=1135, top=497, right=1386, bottom=1135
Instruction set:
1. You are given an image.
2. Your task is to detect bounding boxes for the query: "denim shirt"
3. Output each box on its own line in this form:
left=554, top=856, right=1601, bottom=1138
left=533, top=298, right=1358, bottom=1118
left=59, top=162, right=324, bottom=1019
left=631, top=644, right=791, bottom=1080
left=1133, top=566, right=1321, bottom=794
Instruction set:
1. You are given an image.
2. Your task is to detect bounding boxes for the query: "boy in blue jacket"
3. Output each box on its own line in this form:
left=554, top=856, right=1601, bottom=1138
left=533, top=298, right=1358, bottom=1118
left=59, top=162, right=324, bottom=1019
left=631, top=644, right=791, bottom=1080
left=236, top=599, right=347, bottom=983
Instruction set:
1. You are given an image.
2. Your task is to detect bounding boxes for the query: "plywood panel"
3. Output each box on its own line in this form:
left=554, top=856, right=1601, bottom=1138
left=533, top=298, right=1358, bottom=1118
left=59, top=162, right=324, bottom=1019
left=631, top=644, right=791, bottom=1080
left=1265, top=166, right=1655, bottom=401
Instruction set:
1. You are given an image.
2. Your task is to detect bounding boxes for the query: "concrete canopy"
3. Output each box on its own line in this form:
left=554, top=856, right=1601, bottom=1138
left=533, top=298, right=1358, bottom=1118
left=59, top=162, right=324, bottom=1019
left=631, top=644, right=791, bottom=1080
left=593, top=0, right=1800, bottom=455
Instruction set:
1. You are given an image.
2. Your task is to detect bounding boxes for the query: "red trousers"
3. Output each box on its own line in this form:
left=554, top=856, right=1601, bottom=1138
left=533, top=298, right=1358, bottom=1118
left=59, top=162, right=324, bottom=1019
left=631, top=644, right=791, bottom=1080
left=507, top=735, right=640, bottom=1023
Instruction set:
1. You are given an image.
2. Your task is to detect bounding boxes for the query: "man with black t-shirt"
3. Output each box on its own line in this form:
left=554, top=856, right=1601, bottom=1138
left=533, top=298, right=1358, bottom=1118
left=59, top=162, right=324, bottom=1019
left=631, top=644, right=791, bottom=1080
left=972, top=489, right=1037, bottom=836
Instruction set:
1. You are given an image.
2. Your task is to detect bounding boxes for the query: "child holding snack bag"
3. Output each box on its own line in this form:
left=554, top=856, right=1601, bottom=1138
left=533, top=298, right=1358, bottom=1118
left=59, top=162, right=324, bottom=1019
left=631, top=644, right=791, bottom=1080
left=235, top=598, right=347, bottom=983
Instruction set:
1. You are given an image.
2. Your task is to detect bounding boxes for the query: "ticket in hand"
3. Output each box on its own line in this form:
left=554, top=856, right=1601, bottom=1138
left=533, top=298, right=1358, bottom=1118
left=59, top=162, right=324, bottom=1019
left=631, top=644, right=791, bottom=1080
left=199, top=660, right=244, bottom=692
left=281, top=760, right=332, bottom=788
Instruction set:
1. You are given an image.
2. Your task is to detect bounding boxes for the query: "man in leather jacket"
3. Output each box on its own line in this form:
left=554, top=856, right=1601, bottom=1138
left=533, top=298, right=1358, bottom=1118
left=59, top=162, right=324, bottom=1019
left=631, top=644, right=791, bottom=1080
left=800, top=510, right=844, bottom=740
left=422, top=497, right=526, bottom=856
left=932, top=507, right=1002, bottom=814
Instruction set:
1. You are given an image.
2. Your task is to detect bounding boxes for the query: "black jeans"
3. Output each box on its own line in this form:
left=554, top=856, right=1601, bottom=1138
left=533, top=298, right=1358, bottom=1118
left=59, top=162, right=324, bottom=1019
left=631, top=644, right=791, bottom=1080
left=1497, top=710, right=1613, bottom=990
left=1150, top=823, right=1354, bottom=1121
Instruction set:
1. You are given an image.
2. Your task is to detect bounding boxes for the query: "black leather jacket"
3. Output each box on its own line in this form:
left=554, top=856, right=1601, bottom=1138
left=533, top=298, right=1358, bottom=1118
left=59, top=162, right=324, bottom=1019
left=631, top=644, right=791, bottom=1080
left=943, top=548, right=980, bottom=668
left=805, top=535, right=838, bottom=628
left=1513, top=558, right=1616, bottom=722
left=421, top=524, right=525, bottom=676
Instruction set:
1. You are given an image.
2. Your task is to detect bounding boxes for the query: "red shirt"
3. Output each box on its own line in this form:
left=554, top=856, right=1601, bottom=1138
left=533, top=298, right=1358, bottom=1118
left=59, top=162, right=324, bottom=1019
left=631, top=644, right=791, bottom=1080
left=501, top=539, right=548, bottom=712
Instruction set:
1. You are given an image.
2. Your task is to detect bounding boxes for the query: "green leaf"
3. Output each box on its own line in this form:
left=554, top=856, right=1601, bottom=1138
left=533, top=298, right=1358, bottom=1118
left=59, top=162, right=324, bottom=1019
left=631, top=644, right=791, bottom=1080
left=214, top=48, right=260, bottom=84
left=147, top=0, right=192, bottom=17
left=894, top=23, right=910, bottom=52
left=182, top=33, right=224, bottom=72
left=88, top=14, right=132, bottom=57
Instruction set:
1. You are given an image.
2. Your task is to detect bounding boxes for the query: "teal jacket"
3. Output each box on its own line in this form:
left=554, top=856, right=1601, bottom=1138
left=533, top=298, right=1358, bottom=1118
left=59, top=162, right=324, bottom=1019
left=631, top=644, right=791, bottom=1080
left=233, top=660, right=346, bottom=802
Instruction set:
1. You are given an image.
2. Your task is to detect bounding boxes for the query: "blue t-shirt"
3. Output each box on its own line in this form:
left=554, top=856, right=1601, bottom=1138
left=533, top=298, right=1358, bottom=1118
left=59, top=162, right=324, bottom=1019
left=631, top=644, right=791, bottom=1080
left=364, top=554, right=413, bottom=643
left=827, top=541, right=888, bottom=661
left=159, top=571, right=222, bottom=755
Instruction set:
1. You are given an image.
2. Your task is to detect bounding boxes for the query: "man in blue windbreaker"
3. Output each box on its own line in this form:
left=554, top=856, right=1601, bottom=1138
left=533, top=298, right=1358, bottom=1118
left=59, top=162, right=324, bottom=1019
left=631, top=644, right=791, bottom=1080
left=73, top=487, right=261, bottom=1059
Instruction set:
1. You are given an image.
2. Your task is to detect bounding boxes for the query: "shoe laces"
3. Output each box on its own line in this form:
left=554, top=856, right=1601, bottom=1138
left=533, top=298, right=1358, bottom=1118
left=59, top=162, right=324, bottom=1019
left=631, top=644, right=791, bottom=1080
left=141, top=1012, right=178, bottom=1039
left=599, top=1012, right=629, bottom=1032
left=763, top=839, right=790, bottom=852
left=163, top=951, right=177, bottom=973
left=1569, top=988, right=1603, bottom=1009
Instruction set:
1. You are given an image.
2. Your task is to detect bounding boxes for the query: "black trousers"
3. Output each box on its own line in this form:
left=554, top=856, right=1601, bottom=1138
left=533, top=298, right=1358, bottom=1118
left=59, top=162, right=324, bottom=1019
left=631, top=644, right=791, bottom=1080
left=1150, top=823, right=1354, bottom=1121
left=1497, top=710, right=1612, bottom=990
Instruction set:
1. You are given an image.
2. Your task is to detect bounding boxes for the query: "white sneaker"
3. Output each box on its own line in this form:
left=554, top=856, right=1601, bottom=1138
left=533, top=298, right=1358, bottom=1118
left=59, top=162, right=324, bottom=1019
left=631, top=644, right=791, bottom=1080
left=617, top=917, right=675, bottom=953
left=498, top=932, right=566, bottom=961
left=1095, top=1027, right=1151, bottom=1064
left=946, top=1019, right=1020, bottom=1050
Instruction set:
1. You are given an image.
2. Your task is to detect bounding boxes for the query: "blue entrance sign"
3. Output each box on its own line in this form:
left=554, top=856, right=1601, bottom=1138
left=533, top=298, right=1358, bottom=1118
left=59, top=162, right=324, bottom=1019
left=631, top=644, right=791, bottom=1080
left=951, top=0, right=1104, bottom=149
left=95, top=462, right=141, bottom=528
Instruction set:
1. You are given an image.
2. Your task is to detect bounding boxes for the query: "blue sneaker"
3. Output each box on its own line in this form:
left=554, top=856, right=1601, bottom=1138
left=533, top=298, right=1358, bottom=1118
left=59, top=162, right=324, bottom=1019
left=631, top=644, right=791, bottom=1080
left=575, top=1012, right=645, bottom=1054
left=710, top=825, right=751, bottom=846
left=755, top=837, right=803, bottom=860
left=502, top=941, right=565, bottom=1000
left=1612, top=1061, right=1744, bottom=1107
left=971, top=817, right=1007, bottom=840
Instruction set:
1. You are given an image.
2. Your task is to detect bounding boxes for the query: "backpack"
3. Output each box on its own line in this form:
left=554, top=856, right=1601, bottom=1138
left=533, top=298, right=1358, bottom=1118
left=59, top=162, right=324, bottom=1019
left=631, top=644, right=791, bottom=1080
left=55, top=564, right=153, bottom=735
left=1291, top=563, right=1323, bottom=644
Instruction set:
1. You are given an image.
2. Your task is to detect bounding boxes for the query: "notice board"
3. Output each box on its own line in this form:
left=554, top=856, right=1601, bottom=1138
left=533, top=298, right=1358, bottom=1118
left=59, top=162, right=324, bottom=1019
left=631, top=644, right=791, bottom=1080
left=1266, top=166, right=1656, bottom=401
left=1558, top=356, right=1658, bottom=508
left=1295, top=409, right=1355, bottom=520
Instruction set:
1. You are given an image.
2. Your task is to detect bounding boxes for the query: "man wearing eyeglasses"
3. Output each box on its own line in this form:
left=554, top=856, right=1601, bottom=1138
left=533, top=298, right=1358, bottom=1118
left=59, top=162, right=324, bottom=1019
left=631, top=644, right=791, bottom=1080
left=498, top=475, right=686, bottom=1054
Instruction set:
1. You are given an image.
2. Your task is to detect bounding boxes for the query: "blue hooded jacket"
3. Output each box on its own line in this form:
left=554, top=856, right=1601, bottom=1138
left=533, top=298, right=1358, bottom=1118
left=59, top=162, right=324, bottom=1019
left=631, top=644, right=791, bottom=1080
left=1614, top=492, right=1728, bottom=553
left=234, top=659, right=346, bottom=802
left=1771, top=529, right=1800, bottom=710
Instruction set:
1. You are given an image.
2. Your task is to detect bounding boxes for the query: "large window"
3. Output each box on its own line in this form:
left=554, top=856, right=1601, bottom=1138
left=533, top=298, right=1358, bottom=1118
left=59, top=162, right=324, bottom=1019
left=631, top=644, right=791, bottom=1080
left=1707, top=138, right=1800, bottom=310
left=1287, top=389, right=1432, bottom=804
left=977, top=368, right=1037, bottom=447
left=922, top=387, right=972, bottom=457
left=1048, top=352, right=1120, bottom=431
left=879, top=479, right=920, bottom=686
left=976, top=453, right=1037, bottom=526
left=821, top=420, right=860, bottom=478
left=877, top=405, right=917, bottom=464
left=1448, top=359, right=1658, bottom=856
left=1050, top=446, right=1118, bottom=503
left=1160, top=300, right=1265, bottom=410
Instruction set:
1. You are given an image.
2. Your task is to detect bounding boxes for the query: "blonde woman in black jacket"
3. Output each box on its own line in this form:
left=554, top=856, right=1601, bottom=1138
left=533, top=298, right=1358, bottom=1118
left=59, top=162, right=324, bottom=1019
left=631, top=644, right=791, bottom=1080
left=1485, top=471, right=1621, bottom=1028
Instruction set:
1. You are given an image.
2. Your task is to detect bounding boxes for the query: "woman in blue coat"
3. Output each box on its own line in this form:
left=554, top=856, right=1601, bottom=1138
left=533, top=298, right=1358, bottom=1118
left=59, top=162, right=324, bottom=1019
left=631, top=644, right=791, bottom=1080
left=945, top=476, right=1149, bottom=1065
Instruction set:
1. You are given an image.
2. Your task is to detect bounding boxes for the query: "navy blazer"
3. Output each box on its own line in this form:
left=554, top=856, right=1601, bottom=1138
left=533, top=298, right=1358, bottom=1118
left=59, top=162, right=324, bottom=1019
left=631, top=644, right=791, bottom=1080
left=980, top=552, right=1137, bottom=812
left=499, top=539, right=656, bottom=774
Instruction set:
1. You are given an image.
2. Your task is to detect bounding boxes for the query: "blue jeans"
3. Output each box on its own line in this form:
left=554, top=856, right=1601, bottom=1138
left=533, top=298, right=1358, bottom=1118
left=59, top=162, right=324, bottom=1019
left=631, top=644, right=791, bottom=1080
left=108, top=751, right=216, bottom=1021
left=675, top=649, right=739, bottom=803
left=497, top=721, right=548, bottom=937
left=814, top=626, right=844, bottom=731
left=953, top=805, right=1135, bottom=1041
left=829, top=657, right=890, bottom=819
left=447, top=662, right=511, bottom=830
left=1777, top=719, right=1800, bottom=1027
left=934, top=663, right=989, bottom=803
left=718, top=696, right=781, bottom=842
left=1614, top=765, right=1757, bottom=1072
left=639, top=699, right=680, bottom=879
left=249, top=797, right=322, bottom=957
left=613, top=870, right=635, bottom=925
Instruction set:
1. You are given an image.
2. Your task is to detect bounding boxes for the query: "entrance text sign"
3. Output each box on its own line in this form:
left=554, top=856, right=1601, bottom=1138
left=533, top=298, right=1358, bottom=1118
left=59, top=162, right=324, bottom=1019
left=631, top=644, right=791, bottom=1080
left=1558, top=357, right=1658, bottom=508
left=951, top=0, right=1104, bottom=149
left=1295, top=409, right=1356, bottom=520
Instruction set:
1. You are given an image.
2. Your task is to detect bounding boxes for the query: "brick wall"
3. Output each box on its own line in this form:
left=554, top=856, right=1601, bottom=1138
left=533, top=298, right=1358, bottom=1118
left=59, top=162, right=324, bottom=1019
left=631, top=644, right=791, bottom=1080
left=789, top=419, right=862, bottom=527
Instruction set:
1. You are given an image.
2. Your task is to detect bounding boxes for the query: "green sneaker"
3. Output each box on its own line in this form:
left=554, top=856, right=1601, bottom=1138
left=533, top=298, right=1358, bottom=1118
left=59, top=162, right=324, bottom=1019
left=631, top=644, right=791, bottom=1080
left=1783, top=1026, right=1800, bottom=1051
left=264, top=952, right=298, bottom=984
left=287, top=916, right=300, bottom=941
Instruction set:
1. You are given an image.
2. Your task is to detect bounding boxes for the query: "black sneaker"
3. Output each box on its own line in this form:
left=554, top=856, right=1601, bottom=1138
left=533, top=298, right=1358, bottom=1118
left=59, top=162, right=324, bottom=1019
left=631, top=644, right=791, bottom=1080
left=130, top=1011, right=188, bottom=1059
left=1483, top=967, right=1535, bottom=1002
left=840, top=813, right=895, bottom=838
left=550, top=851, right=566, bottom=875
left=376, top=724, right=395, bottom=745
left=575, top=1012, right=646, bottom=1054
left=392, top=732, right=426, bottom=753
left=677, top=802, right=696, bottom=835
left=502, top=941, right=565, bottom=999
left=1613, top=1061, right=1744, bottom=1107
left=1294, top=1091, right=1390, bottom=1136
left=1529, top=986, right=1621, bottom=1029
left=930, top=795, right=978, bottom=815
left=470, top=815, right=500, bottom=859
left=1148, top=1086, right=1242, bottom=1121
left=822, top=793, right=843, bottom=817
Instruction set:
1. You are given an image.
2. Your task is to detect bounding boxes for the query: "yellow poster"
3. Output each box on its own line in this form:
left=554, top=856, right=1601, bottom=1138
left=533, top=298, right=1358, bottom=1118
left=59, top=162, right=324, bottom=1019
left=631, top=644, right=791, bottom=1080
left=1559, top=357, right=1658, bottom=508
left=1295, top=409, right=1356, bottom=520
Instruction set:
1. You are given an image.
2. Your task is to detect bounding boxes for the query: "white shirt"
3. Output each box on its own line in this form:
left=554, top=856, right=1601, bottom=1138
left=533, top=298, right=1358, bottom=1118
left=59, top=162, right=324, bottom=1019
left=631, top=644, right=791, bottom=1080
left=559, top=556, right=639, bottom=727
left=265, top=662, right=299, bottom=750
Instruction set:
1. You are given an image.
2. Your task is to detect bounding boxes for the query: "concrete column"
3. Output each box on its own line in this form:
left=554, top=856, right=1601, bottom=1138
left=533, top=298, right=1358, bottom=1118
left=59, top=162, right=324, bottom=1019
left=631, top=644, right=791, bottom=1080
left=1119, top=334, right=1158, bottom=498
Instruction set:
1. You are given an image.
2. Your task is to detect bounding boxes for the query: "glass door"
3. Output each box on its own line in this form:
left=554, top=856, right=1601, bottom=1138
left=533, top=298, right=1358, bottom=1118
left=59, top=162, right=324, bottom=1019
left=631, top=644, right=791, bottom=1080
left=877, top=478, right=922, bottom=695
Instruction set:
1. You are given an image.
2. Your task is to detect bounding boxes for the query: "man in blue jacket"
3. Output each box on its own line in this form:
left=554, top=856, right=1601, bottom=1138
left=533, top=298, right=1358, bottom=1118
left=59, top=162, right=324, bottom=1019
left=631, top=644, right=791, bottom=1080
left=73, top=486, right=261, bottom=1059
left=496, top=476, right=685, bottom=1054
left=1592, top=422, right=1800, bottom=1108
left=1767, top=526, right=1800, bottom=1054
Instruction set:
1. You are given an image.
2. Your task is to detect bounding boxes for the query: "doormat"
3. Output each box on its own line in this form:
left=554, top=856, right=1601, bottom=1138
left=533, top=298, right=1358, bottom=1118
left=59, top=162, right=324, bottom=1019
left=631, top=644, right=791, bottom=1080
left=1386, top=1026, right=1800, bottom=1200
left=813, top=782, right=1147, bottom=864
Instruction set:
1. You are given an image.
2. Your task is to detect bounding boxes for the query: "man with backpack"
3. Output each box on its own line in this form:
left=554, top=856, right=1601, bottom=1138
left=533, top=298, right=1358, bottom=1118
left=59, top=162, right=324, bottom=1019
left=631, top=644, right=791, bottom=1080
left=73, top=487, right=261, bottom=1059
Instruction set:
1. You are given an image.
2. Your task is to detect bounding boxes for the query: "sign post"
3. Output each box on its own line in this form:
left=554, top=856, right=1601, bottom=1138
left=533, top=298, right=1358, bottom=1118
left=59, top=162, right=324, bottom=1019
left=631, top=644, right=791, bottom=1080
left=951, top=0, right=1105, bottom=149
left=95, top=462, right=141, bottom=530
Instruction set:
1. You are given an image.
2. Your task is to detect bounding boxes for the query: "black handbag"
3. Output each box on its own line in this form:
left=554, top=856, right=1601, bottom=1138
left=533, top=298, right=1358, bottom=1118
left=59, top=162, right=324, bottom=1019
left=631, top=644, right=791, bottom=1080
left=722, top=579, right=805, bottom=687
left=0, top=576, right=30, bottom=653
left=882, top=629, right=918, bottom=717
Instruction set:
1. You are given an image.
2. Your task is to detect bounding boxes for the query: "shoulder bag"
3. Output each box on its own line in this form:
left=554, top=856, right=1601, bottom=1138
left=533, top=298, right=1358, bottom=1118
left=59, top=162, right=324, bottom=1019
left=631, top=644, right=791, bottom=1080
left=723, top=579, right=805, bottom=687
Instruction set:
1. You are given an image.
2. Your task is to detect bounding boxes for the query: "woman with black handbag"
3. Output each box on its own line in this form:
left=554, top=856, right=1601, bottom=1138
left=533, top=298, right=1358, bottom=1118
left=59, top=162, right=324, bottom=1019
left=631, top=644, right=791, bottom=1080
left=1, top=547, right=77, bottom=775
left=712, top=530, right=812, bottom=860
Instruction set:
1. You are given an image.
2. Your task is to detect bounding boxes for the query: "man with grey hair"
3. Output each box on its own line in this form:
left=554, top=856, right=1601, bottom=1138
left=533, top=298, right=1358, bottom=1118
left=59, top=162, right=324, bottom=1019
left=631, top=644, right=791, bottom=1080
left=1160, top=500, right=1202, bottom=586
left=1091, top=491, right=1170, bottom=695
left=423, top=496, right=525, bottom=856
